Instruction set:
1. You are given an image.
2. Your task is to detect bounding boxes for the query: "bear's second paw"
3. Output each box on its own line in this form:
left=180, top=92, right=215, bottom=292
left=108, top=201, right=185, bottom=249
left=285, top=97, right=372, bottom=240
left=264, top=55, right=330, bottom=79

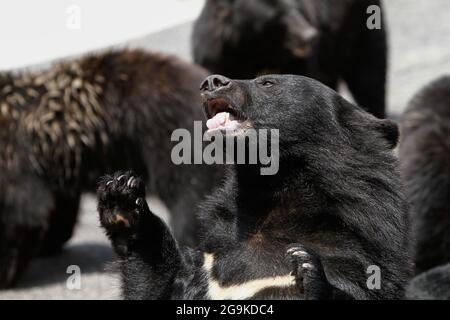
left=286, top=244, right=331, bottom=300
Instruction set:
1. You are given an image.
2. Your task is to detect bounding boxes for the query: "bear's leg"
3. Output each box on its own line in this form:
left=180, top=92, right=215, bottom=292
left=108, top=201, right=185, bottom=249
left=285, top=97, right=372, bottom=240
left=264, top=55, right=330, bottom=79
left=341, top=5, right=387, bottom=119
left=0, top=223, right=46, bottom=288
left=39, top=190, right=81, bottom=256
left=0, top=173, right=50, bottom=288
left=97, top=171, right=183, bottom=299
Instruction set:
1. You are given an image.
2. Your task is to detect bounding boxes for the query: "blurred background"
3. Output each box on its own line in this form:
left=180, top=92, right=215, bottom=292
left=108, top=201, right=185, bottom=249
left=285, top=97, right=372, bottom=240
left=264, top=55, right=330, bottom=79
left=0, top=0, right=449, bottom=299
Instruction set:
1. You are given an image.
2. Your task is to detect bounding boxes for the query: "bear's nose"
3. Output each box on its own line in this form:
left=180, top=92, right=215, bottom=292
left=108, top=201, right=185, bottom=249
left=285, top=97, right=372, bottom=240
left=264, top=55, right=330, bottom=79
left=200, top=75, right=231, bottom=92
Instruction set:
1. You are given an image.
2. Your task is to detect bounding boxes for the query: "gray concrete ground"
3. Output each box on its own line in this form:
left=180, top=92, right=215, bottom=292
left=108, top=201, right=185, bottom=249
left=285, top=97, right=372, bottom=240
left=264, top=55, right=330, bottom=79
left=1, top=0, right=450, bottom=300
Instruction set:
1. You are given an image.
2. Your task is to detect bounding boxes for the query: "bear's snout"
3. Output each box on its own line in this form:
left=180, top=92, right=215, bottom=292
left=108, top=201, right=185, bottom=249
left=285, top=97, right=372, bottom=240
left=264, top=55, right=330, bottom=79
left=200, top=75, right=232, bottom=92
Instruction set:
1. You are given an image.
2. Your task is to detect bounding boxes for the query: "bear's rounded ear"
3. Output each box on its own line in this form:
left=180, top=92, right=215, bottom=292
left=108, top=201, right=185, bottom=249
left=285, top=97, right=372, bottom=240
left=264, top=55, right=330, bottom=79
left=374, top=119, right=399, bottom=149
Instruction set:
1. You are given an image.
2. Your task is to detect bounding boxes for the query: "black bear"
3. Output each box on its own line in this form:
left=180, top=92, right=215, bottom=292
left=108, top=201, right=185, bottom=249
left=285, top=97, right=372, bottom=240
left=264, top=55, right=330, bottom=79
left=97, top=74, right=411, bottom=299
left=192, top=0, right=388, bottom=119
left=0, top=49, right=223, bottom=288
left=399, top=76, right=450, bottom=299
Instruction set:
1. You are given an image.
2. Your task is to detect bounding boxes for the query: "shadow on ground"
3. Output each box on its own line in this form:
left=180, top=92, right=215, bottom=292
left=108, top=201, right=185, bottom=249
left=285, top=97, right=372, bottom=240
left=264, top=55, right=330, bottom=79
left=15, top=243, right=114, bottom=289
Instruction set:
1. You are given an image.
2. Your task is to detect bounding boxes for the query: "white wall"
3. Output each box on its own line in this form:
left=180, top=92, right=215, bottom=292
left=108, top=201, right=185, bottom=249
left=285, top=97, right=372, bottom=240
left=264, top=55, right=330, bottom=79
left=0, top=0, right=205, bottom=70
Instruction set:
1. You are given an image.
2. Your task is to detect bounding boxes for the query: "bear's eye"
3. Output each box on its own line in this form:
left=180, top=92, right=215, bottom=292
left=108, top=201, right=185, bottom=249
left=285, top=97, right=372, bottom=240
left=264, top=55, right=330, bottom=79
left=261, top=80, right=275, bottom=88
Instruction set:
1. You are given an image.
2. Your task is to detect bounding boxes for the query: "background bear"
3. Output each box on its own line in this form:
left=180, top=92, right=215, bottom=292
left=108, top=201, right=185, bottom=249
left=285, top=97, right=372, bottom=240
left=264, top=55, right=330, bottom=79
left=192, top=0, right=387, bottom=118
left=0, top=49, right=223, bottom=288
left=399, top=76, right=450, bottom=299
left=97, top=74, right=411, bottom=300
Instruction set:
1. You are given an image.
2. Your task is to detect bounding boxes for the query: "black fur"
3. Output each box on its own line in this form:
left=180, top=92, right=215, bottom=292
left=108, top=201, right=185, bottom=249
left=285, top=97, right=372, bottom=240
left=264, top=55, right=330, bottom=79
left=400, top=76, right=450, bottom=300
left=0, top=49, right=222, bottom=288
left=399, top=76, right=450, bottom=275
left=98, top=75, right=411, bottom=300
left=406, top=264, right=450, bottom=300
left=0, top=129, right=51, bottom=287
left=192, top=0, right=388, bottom=118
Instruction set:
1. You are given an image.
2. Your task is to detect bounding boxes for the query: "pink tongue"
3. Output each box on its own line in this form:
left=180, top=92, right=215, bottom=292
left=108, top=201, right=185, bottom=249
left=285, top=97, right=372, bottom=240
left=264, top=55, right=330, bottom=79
left=207, top=112, right=228, bottom=130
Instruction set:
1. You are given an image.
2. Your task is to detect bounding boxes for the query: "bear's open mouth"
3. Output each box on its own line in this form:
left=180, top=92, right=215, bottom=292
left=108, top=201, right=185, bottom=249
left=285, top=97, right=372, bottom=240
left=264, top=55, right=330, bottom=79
left=204, top=98, right=248, bottom=133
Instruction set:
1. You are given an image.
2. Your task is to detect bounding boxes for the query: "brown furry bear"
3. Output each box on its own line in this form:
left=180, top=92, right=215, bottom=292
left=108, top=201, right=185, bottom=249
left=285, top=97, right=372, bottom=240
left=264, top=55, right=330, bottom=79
left=0, top=49, right=222, bottom=288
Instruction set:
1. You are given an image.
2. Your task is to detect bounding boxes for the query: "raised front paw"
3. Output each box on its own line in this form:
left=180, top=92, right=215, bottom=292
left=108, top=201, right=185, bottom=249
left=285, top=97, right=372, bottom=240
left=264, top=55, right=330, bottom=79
left=286, top=244, right=331, bottom=300
left=97, top=171, right=147, bottom=255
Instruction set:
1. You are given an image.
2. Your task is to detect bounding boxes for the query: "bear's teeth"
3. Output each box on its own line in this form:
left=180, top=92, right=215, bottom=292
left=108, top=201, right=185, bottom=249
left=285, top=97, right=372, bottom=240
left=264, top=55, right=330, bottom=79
left=224, top=112, right=230, bottom=123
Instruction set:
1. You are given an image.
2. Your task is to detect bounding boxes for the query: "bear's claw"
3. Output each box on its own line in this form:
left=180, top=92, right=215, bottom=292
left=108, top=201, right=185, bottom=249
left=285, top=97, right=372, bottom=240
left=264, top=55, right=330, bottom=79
left=286, top=244, right=331, bottom=299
